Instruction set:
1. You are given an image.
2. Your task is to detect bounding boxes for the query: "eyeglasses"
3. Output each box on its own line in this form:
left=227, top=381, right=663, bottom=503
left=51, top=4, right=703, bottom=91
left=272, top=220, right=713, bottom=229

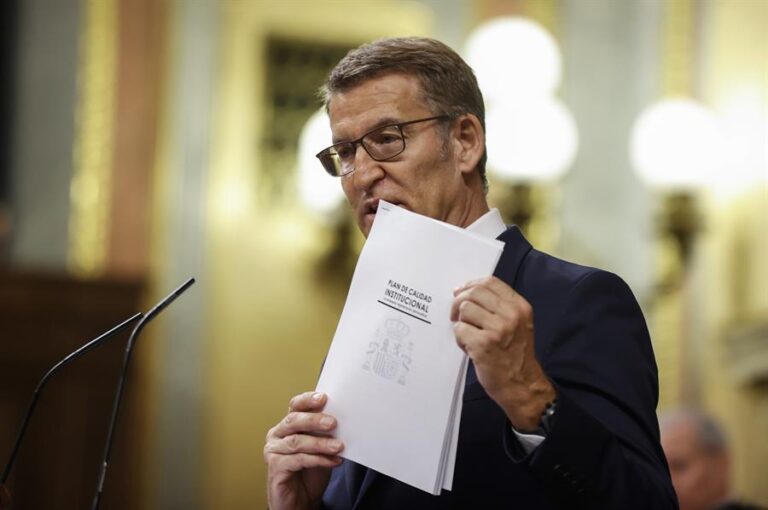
left=315, top=115, right=451, bottom=177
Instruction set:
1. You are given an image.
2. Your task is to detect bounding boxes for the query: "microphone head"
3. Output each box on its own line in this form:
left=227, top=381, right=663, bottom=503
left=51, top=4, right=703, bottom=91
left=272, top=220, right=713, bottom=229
left=0, top=483, right=11, bottom=510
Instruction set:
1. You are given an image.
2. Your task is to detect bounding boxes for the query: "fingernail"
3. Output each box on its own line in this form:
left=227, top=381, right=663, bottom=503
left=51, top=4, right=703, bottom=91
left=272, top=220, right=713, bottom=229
left=311, top=392, right=323, bottom=402
left=328, top=439, right=342, bottom=451
left=321, top=416, right=334, bottom=428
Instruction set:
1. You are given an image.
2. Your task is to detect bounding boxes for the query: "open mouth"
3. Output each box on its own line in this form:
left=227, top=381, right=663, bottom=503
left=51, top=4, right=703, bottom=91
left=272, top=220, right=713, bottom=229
left=362, top=199, right=404, bottom=225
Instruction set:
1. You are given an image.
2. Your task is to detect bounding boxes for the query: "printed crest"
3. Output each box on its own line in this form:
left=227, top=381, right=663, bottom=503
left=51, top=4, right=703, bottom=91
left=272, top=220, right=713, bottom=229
left=362, top=317, right=414, bottom=385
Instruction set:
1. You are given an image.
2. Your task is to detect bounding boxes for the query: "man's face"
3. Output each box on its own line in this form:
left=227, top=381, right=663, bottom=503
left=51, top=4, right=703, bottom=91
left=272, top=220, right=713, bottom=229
left=661, top=420, right=729, bottom=510
left=327, top=73, right=468, bottom=237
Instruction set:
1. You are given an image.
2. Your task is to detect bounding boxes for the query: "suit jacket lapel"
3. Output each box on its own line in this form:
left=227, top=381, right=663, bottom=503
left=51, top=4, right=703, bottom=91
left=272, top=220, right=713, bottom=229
left=352, top=462, right=377, bottom=508
left=351, top=227, right=531, bottom=508
left=493, top=226, right=532, bottom=287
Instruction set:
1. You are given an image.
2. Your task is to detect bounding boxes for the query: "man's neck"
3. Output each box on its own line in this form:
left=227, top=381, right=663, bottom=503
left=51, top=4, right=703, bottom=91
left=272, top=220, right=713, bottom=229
left=455, top=193, right=490, bottom=229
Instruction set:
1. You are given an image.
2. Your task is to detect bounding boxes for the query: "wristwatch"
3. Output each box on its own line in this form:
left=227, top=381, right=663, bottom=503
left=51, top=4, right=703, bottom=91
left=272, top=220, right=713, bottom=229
left=528, top=399, right=558, bottom=436
left=540, top=399, right=558, bottom=434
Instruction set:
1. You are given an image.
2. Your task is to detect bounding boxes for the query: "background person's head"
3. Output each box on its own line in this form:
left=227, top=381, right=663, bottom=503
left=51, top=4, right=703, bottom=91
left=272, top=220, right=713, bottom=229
left=660, top=409, right=731, bottom=510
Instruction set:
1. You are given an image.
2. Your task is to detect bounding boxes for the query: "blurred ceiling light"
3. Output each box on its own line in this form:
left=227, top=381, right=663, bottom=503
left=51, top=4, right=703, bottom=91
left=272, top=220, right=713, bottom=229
left=464, top=17, right=562, bottom=105
left=298, top=108, right=345, bottom=218
left=714, top=87, right=768, bottom=195
left=486, top=97, right=578, bottom=182
left=630, top=98, right=725, bottom=188
left=764, top=118, right=768, bottom=183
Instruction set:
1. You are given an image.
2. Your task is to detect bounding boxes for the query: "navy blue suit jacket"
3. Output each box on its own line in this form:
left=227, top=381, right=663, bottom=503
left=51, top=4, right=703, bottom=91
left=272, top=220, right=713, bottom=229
left=322, top=226, right=678, bottom=509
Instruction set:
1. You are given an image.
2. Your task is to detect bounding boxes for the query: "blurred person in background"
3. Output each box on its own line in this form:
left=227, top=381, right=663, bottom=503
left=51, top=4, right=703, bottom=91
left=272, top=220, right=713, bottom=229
left=660, top=409, right=764, bottom=510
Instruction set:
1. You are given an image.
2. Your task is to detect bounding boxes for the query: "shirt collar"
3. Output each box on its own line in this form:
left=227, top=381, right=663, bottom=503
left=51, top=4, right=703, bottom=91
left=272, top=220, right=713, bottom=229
left=466, top=208, right=506, bottom=239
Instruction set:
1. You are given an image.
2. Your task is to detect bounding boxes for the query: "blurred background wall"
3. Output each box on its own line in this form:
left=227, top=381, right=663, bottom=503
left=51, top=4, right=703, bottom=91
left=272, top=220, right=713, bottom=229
left=0, top=0, right=765, bottom=509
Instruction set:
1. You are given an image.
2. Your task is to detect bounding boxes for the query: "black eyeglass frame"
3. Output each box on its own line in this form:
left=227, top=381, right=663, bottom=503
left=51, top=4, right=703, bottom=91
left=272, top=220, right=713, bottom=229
left=315, top=114, right=452, bottom=177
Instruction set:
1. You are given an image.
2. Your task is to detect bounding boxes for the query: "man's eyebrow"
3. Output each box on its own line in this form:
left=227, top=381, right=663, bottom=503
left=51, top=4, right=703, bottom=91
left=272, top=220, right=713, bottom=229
left=331, top=117, right=402, bottom=144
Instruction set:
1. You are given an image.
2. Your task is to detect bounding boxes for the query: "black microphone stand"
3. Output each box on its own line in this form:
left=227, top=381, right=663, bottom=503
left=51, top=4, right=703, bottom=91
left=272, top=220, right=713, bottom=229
left=91, top=277, right=195, bottom=510
left=0, top=313, right=144, bottom=508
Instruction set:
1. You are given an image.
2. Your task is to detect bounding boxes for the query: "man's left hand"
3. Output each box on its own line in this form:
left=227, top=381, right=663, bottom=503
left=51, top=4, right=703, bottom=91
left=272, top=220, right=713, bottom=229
left=451, top=276, right=556, bottom=432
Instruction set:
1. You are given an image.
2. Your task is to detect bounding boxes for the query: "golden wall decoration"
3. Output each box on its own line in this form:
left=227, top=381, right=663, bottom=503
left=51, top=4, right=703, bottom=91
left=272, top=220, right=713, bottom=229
left=259, top=38, right=353, bottom=206
left=68, top=0, right=118, bottom=275
left=662, top=0, right=694, bottom=97
left=651, top=0, right=697, bottom=408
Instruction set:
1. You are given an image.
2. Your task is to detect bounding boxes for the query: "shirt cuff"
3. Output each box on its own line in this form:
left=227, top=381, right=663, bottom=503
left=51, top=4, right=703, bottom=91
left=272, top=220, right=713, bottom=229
left=511, top=426, right=546, bottom=454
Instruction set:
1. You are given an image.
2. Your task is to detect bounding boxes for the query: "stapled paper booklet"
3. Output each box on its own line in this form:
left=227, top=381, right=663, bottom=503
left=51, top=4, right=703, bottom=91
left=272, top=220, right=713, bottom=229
left=316, top=202, right=503, bottom=494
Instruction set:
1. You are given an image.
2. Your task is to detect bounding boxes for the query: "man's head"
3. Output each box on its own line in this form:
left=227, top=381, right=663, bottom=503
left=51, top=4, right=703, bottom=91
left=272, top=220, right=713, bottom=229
left=660, top=409, right=731, bottom=510
left=318, top=37, right=488, bottom=236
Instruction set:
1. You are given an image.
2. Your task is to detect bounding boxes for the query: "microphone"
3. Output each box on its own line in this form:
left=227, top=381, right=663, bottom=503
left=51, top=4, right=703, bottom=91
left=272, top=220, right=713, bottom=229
left=91, top=277, right=195, bottom=510
left=0, top=312, right=144, bottom=508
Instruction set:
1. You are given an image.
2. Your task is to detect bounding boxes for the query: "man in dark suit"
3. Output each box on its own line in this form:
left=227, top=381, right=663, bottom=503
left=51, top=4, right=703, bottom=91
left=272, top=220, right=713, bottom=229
left=264, top=37, right=678, bottom=509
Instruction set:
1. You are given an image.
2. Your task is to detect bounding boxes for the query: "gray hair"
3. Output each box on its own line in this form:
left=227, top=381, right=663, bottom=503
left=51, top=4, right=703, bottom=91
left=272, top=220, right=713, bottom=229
left=659, top=408, right=729, bottom=455
left=320, top=37, right=488, bottom=191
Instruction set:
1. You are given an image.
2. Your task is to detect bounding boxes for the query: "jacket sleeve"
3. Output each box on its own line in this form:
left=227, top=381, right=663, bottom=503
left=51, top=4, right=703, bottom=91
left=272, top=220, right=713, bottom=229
left=505, top=270, right=679, bottom=509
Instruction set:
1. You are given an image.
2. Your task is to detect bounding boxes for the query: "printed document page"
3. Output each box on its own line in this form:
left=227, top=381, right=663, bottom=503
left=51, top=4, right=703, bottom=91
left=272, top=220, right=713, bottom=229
left=440, top=213, right=501, bottom=491
left=316, top=202, right=503, bottom=494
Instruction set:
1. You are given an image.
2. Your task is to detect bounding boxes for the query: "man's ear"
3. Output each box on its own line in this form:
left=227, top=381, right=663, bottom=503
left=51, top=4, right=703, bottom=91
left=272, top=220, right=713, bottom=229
left=451, top=114, right=485, bottom=176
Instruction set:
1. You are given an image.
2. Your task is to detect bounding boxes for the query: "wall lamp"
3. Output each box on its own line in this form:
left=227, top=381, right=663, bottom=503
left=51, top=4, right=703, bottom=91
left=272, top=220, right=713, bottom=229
left=630, top=97, right=724, bottom=275
left=465, top=17, right=578, bottom=236
left=297, top=108, right=357, bottom=282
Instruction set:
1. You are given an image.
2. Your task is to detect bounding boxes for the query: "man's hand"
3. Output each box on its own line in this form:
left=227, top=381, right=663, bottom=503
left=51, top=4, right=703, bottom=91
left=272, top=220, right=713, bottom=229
left=451, top=276, right=556, bottom=432
left=264, top=392, right=344, bottom=510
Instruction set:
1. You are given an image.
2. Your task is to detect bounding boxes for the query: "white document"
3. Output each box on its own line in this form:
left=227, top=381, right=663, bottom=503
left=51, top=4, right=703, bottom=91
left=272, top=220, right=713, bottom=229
left=440, top=356, right=468, bottom=491
left=316, top=202, right=503, bottom=494
left=441, top=212, right=500, bottom=491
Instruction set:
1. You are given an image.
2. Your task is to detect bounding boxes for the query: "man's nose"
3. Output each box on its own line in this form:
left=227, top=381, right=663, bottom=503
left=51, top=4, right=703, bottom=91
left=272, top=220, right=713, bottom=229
left=351, top=144, right=384, bottom=190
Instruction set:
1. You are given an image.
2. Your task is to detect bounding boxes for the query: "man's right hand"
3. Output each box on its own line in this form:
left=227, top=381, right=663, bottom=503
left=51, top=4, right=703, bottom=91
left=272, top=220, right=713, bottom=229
left=264, top=392, right=344, bottom=510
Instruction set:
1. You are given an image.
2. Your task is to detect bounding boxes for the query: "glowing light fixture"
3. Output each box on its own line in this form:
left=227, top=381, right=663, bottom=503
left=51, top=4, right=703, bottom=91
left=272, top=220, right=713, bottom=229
left=297, top=108, right=345, bottom=217
left=464, top=17, right=562, bottom=105
left=630, top=98, right=725, bottom=188
left=713, top=88, right=768, bottom=195
left=486, top=97, right=578, bottom=182
left=465, top=17, right=577, bottom=184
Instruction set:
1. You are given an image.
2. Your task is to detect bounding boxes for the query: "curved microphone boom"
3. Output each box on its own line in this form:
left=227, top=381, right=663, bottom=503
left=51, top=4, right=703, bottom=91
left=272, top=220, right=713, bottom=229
left=0, top=312, right=144, bottom=507
left=91, top=277, right=195, bottom=510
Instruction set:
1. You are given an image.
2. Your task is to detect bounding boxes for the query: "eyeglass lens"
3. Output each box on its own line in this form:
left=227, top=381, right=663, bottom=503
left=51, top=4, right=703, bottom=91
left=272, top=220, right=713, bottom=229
left=319, top=124, right=405, bottom=176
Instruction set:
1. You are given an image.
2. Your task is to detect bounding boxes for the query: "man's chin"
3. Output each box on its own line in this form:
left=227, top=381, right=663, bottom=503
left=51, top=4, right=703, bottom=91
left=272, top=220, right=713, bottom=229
left=360, top=212, right=376, bottom=237
left=358, top=203, right=412, bottom=236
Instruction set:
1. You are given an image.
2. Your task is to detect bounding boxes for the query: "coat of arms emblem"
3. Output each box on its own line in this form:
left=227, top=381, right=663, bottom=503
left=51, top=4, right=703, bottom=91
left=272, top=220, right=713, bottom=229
left=363, top=317, right=413, bottom=385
